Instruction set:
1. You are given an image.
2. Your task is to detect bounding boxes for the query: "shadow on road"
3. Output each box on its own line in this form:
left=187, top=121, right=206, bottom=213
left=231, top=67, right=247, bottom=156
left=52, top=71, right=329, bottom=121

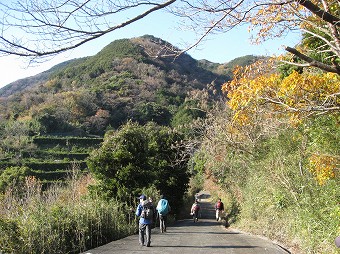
left=154, top=245, right=257, bottom=249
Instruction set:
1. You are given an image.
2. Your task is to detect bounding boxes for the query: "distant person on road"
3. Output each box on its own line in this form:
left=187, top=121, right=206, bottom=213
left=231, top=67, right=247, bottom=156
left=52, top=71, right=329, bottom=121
left=156, top=194, right=171, bottom=233
left=215, top=198, right=224, bottom=221
left=191, top=199, right=200, bottom=222
left=135, top=194, right=154, bottom=247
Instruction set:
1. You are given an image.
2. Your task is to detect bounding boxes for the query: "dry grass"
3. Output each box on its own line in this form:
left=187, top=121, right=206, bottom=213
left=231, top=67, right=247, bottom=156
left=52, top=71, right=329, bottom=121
left=0, top=173, right=136, bottom=254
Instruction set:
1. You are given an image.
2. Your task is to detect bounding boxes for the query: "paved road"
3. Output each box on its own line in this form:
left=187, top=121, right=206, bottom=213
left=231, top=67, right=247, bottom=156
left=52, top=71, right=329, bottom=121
left=83, top=192, right=289, bottom=254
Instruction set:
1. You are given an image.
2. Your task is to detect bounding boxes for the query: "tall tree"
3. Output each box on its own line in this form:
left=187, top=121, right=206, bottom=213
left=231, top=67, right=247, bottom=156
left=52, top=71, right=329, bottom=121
left=87, top=121, right=190, bottom=212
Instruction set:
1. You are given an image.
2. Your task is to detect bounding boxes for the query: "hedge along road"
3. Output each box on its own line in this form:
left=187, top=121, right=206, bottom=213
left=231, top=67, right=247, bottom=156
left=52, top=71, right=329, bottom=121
left=83, top=191, right=290, bottom=254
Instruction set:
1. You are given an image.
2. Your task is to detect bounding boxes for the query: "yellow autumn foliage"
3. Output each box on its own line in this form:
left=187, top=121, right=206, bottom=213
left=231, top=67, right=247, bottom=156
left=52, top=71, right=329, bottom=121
left=223, top=62, right=340, bottom=126
left=247, top=2, right=303, bottom=43
left=309, top=154, right=338, bottom=185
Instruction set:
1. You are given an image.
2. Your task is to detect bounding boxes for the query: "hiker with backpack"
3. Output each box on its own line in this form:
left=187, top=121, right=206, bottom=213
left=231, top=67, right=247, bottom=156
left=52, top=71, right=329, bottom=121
left=156, top=195, right=171, bottom=233
left=215, top=198, right=224, bottom=221
left=135, top=194, right=155, bottom=247
left=190, top=199, right=200, bottom=222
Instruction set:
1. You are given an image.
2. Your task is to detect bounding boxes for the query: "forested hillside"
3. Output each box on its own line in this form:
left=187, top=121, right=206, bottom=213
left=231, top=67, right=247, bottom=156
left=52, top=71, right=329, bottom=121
left=0, top=35, right=258, bottom=185
left=0, top=35, right=260, bottom=192
left=0, top=35, right=229, bottom=136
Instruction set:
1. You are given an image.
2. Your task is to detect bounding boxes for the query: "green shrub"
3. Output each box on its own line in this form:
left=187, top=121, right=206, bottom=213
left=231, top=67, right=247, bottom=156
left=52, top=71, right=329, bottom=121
left=0, top=217, right=23, bottom=253
left=87, top=122, right=190, bottom=214
left=0, top=166, right=32, bottom=193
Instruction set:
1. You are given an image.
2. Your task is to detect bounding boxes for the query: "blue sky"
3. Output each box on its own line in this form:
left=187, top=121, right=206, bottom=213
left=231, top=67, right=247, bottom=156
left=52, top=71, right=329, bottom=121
left=0, top=8, right=301, bottom=88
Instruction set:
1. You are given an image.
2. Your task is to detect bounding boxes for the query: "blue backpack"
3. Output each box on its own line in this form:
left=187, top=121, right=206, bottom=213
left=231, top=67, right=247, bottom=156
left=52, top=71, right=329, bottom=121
left=157, top=199, right=169, bottom=215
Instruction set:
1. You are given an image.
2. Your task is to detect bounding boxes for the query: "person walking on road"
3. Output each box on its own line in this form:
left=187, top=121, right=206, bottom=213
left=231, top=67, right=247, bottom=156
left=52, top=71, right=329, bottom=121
left=135, top=194, right=154, bottom=247
left=215, top=198, right=224, bottom=221
left=191, top=199, right=200, bottom=222
left=156, top=194, right=171, bottom=233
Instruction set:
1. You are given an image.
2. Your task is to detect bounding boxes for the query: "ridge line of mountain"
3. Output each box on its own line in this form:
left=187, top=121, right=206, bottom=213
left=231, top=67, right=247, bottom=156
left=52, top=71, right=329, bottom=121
left=0, top=34, right=261, bottom=98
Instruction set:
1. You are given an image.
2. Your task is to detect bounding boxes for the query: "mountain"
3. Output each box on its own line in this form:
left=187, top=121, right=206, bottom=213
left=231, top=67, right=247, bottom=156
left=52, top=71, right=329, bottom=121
left=0, top=59, right=81, bottom=98
left=0, top=35, right=261, bottom=136
left=0, top=35, right=228, bottom=99
left=0, top=35, right=262, bottom=183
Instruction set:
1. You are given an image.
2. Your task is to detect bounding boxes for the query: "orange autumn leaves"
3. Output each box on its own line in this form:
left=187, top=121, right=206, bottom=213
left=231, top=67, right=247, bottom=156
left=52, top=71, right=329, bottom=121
left=222, top=60, right=340, bottom=185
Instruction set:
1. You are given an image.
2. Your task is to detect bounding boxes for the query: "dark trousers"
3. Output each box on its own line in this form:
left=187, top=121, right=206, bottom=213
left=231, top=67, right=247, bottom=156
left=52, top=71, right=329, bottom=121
left=159, top=215, right=167, bottom=232
left=193, top=211, right=199, bottom=222
left=139, top=223, right=151, bottom=246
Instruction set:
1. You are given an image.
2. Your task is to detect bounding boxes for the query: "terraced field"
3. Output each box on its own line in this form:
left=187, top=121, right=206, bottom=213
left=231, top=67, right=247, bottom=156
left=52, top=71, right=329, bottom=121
left=0, top=136, right=103, bottom=185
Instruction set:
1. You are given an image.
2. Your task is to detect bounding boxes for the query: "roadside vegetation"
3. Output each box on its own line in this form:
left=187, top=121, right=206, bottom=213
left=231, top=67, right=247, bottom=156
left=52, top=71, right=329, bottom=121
left=194, top=65, right=340, bottom=253
left=0, top=173, right=136, bottom=254
left=0, top=121, right=191, bottom=253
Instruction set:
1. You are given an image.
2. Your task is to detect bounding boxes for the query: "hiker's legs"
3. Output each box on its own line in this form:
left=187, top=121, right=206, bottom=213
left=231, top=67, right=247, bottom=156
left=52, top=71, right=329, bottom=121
left=193, top=211, right=198, bottom=222
left=163, top=215, right=167, bottom=232
left=160, top=215, right=167, bottom=232
left=145, top=224, right=152, bottom=246
left=159, top=216, right=165, bottom=232
left=217, top=210, right=222, bottom=221
left=139, top=223, right=146, bottom=245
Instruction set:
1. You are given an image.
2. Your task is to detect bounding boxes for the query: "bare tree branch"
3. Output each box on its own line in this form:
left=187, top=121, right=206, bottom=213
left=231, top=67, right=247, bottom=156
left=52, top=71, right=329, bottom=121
left=260, top=95, right=340, bottom=115
left=285, top=46, right=340, bottom=74
left=297, top=0, right=340, bottom=26
left=0, top=0, right=339, bottom=76
left=0, top=0, right=176, bottom=59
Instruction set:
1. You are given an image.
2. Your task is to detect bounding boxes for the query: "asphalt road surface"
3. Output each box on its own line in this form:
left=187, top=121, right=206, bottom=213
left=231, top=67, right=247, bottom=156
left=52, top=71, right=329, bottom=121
left=83, top=192, right=289, bottom=254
